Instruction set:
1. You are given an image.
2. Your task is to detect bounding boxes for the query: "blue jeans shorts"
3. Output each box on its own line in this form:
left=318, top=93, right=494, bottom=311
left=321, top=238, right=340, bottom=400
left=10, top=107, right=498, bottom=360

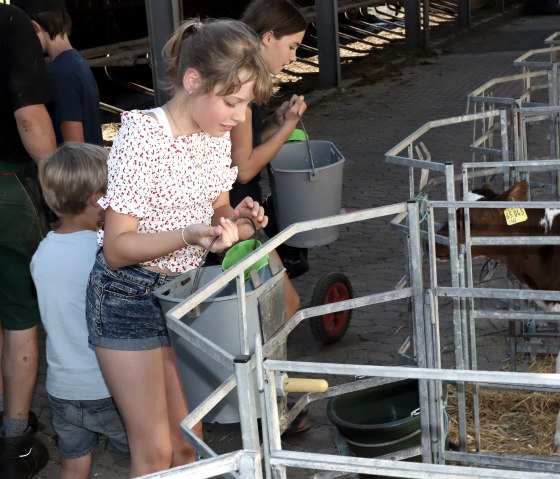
left=86, top=249, right=173, bottom=351
left=48, top=394, right=129, bottom=459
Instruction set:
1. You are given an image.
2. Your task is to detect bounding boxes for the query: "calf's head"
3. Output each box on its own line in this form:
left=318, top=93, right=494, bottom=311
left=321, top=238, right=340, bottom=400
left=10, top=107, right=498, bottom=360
left=435, top=181, right=529, bottom=260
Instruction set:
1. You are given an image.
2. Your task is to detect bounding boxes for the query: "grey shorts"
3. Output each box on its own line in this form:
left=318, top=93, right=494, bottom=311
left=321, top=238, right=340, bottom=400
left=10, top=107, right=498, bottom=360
left=48, top=394, right=129, bottom=459
left=86, top=249, right=173, bottom=351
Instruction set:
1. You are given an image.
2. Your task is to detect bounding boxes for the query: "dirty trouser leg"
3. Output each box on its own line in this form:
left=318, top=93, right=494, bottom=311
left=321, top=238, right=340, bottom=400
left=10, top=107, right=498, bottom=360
left=0, top=167, right=48, bottom=477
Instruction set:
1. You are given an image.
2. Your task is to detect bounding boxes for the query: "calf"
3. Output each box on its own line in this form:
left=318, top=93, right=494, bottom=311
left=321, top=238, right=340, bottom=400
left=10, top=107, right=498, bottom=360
left=437, top=181, right=560, bottom=302
left=437, top=181, right=560, bottom=451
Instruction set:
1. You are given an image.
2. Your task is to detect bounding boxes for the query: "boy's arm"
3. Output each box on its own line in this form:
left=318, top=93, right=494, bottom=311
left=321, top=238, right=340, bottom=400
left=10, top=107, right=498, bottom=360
left=60, top=120, right=85, bottom=143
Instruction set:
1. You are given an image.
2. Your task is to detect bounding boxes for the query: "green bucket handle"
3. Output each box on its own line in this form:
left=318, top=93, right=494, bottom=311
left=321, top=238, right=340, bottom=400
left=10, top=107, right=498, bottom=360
left=221, top=239, right=269, bottom=280
left=192, top=216, right=265, bottom=291
left=286, top=128, right=308, bottom=142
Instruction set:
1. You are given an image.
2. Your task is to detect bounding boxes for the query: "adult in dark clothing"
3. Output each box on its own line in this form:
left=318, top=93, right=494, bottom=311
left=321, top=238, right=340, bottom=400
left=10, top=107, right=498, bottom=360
left=0, top=3, right=56, bottom=478
left=12, top=0, right=103, bottom=146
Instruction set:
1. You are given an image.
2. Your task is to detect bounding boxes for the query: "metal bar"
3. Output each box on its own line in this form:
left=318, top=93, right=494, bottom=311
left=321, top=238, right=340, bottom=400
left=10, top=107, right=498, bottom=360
left=262, top=361, right=560, bottom=388
left=434, top=286, right=560, bottom=302
left=385, top=110, right=502, bottom=159
left=136, top=450, right=255, bottom=479
left=181, top=375, right=236, bottom=427
left=407, top=201, right=433, bottom=462
left=474, top=309, right=560, bottom=321
left=234, top=356, right=263, bottom=479
left=269, top=450, right=560, bottom=478
left=514, top=45, right=560, bottom=69
left=166, top=203, right=407, bottom=322
left=442, top=450, right=560, bottom=473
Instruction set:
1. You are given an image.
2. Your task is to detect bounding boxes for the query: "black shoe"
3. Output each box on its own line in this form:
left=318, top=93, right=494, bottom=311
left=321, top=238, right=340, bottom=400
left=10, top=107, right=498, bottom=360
left=0, top=412, right=39, bottom=434
left=0, top=427, right=49, bottom=479
left=278, top=245, right=309, bottom=279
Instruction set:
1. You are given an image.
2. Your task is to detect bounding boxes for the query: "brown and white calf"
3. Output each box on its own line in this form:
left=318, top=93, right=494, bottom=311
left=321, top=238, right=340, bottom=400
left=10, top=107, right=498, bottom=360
left=436, top=180, right=560, bottom=451
left=437, top=181, right=560, bottom=308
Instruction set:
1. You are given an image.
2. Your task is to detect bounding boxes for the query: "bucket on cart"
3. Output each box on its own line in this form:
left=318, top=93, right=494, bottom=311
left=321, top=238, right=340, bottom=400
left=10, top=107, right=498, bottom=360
left=327, top=379, right=421, bottom=478
left=269, top=140, right=345, bottom=248
left=155, top=263, right=285, bottom=423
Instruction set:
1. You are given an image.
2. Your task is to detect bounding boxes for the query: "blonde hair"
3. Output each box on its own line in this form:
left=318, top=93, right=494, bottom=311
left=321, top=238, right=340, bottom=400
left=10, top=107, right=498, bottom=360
left=39, top=142, right=108, bottom=217
left=162, top=18, right=273, bottom=104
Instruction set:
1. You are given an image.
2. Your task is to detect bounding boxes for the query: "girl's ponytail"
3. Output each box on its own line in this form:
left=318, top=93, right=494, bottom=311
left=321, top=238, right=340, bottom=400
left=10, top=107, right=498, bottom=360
left=160, top=18, right=273, bottom=104
left=161, top=18, right=202, bottom=93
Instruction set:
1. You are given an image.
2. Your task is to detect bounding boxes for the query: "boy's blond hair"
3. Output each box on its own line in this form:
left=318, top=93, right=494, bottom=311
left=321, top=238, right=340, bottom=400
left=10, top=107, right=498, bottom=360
left=39, top=142, right=108, bottom=217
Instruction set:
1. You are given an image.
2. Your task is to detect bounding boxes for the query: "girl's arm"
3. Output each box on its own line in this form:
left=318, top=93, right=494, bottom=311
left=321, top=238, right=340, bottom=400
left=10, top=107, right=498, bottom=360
left=213, top=192, right=268, bottom=241
left=102, top=208, right=237, bottom=268
left=103, top=209, right=185, bottom=268
left=231, top=95, right=306, bottom=184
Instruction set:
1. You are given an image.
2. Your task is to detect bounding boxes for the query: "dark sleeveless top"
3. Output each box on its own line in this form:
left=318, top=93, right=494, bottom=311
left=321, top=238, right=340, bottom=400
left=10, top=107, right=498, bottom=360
left=229, top=102, right=262, bottom=207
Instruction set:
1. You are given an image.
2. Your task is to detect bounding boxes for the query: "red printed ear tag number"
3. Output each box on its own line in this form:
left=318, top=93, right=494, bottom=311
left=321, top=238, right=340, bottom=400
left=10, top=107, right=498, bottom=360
left=504, top=207, right=527, bottom=225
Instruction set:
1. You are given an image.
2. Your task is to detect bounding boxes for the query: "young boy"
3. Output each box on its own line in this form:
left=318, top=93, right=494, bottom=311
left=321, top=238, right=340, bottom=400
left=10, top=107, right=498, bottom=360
left=12, top=0, right=103, bottom=146
left=30, top=143, right=128, bottom=479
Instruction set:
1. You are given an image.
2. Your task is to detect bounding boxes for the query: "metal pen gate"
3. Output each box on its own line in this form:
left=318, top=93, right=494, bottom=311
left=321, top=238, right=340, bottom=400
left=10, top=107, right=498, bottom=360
left=134, top=197, right=560, bottom=478
left=136, top=29, right=560, bottom=479
left=382, top=31, right=560, bottom=474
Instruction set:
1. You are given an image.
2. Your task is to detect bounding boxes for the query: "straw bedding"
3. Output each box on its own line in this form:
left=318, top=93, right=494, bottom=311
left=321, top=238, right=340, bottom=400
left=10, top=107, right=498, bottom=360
left=445, top=354, right=560, bottom=456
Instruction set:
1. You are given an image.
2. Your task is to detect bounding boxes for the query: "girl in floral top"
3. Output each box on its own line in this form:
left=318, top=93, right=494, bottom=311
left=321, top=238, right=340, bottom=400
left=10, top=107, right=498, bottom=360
left=85, top=18, right=273, bottom=476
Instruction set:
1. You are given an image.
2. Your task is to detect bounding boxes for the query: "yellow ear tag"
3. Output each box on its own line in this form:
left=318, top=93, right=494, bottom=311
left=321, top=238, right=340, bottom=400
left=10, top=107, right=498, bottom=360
left=504, top=207, right=528, bottom=225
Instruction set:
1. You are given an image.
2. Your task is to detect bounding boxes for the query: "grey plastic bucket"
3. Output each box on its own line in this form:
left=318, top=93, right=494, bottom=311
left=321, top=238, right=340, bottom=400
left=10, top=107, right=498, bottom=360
left=269, top=140, right=345, bottom=248
left=155, top=264, right=284, bottom=423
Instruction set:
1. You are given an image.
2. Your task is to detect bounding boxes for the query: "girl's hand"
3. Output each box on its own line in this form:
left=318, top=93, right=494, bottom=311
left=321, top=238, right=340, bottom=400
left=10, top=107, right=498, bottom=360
left=275, top=94, right=306, bottom=126
left=234, top=197, right=268, bottom=239
left=186, top=219, right=239, bottom=252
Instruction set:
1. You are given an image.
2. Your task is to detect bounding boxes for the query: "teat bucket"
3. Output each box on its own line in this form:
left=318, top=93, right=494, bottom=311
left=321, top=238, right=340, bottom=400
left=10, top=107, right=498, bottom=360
left=269, top=139, right=345, bottom=248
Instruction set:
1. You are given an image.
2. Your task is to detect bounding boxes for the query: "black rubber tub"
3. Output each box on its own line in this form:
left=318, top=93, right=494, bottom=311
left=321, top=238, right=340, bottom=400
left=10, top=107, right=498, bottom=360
left=328, top=379, right=422, bottom=478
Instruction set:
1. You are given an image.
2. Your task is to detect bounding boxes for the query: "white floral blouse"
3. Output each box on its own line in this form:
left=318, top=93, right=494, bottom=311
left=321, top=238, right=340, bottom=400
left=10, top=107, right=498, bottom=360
left=99, top=109, right=237, bottom=273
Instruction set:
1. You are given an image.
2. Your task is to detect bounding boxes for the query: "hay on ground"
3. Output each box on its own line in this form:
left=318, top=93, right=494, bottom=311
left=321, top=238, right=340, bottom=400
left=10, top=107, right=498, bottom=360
left=445, top=354, right=560, bottom=456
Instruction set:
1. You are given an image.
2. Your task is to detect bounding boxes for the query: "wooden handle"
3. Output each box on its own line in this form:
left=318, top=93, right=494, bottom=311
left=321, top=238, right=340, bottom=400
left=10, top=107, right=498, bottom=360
left=283, top=377, right=329, bottom=393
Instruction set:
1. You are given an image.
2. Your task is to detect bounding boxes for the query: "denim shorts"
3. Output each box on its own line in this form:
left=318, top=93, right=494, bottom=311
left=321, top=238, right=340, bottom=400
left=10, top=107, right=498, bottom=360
left=86, top=249, right=173, bottom=351
left=48, top=394, right=129, bottom=459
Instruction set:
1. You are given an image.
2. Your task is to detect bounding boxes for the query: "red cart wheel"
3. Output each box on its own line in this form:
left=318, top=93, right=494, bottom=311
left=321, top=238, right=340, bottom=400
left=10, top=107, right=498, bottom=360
left=309, top=272, right=353, bottom=344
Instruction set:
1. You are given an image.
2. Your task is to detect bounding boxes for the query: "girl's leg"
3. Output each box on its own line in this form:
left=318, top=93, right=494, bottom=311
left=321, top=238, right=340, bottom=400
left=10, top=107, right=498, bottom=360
left=269, top=249, right=301, bottom=321
left=96, top=347, right=172, bottom=477
left=162, top=346, right=203, bottom=466
left=59, top=454, right=92, bottom=479
left=283, top=272, right=301, bottom=321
